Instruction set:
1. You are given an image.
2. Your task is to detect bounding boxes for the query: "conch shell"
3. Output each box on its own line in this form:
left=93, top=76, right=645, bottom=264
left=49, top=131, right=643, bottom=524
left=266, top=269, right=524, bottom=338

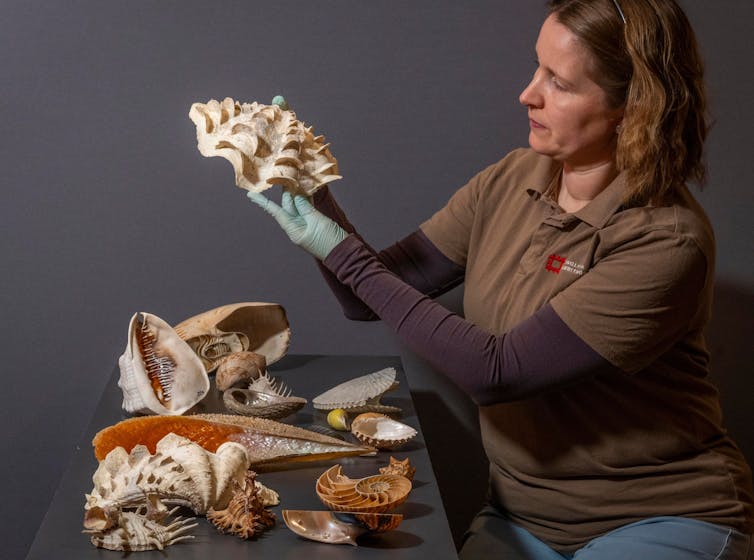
left=315, top=464, right=412, bottom=513
left=84, top=433, right=249, bottom=518
left=312, top=367, right=401, bottom=414
left=350, top=413, right=417, bottom=450
left=174, top=302, right=290, bottom=372
left=92, top=414, right=376, bottom=466
left=117, top=312, right=209, bottom=415
left=188, top=97, right=342, bottom=195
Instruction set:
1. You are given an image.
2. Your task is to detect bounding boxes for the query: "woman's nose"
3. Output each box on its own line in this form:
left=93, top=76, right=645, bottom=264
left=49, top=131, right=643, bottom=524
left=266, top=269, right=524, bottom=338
left=519, top=75, right=541, bottom=107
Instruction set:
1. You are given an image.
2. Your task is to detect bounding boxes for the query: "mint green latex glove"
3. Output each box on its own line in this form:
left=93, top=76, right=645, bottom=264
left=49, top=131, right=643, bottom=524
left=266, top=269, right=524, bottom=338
left=248, top=190, right=348, bottom=260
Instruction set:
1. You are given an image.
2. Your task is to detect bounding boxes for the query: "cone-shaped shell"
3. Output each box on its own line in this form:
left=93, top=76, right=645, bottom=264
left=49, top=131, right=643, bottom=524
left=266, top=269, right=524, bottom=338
left=173, top=302, right=290, bottom=372
left=312, top=367, right=401, bottom=414
left=315, top=464, right=412, bottom=513
left=188, top=97, right=342, bottom=195
left=117, top=312, right=210, bottom=415
left=92, top=414, right=375, bottom=466
left=350, top=413, right=417, bottom=450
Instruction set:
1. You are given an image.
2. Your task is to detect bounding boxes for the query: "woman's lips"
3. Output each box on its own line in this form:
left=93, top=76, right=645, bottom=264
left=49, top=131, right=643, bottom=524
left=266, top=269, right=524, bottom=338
left=529, top=117, right=546, bottom=129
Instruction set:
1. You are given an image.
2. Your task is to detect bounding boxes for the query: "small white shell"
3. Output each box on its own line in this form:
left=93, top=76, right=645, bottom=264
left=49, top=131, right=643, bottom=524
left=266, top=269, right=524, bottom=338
left=117, top=312, right=209, bottom=415
left=350, top=413, right=417, bottom=450
left=312, top=367, right=401, bottom=414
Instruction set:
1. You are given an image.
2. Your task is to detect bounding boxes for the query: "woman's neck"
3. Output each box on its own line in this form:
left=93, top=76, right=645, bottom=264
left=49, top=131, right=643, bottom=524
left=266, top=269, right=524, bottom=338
left=557, top=160, right=618, bottom=213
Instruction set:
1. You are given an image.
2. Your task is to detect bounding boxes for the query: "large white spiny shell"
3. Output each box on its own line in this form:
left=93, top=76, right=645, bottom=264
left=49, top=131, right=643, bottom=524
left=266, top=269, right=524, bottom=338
left=174, top=302, right=290, bottom=372
left=85, top=433, right=249, bottom=516
left=189, top=97, right=342, bottom=195
left=87, top=508, right=197, bottom=551
left=118, top=312, right=210, bottom=416
left=312, top=367, right=401, bottom=414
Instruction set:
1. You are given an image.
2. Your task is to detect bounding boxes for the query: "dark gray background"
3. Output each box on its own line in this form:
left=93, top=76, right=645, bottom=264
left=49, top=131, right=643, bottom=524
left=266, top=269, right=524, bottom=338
left=2, top=1, right=752, bottom=558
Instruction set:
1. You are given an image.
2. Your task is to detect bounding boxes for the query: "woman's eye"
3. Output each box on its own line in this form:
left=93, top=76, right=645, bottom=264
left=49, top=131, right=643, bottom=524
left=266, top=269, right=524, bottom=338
left=552, top=77, right=568, bottom=91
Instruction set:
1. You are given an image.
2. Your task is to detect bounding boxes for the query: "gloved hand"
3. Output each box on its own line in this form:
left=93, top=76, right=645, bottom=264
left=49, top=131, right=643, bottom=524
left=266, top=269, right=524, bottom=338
left=247, top=190, right=349, bottom=261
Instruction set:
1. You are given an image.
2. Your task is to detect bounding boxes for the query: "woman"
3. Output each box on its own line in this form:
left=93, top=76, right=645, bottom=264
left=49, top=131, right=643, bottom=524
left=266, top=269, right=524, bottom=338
left=248, top=0, right=753, bottom=557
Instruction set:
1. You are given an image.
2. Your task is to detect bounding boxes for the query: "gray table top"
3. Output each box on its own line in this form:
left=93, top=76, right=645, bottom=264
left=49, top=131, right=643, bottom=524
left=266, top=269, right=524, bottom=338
left=26, top=354, right=458, bottom=559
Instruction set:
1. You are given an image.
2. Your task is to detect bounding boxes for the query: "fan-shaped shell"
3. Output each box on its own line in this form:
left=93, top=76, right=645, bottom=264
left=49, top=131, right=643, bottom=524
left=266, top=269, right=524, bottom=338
left=117, top=312, right=210, bottom=415
left=315, top=465, right=412, bottom=513
left=85, top=433, right=249, bottom=517
left=350, top=413, right=417, bottom=450
left=312, top=367, right=401, bottom=414
left=174, top=302, right=290, bottom=372
left=189, top=97, right=342, bottom=195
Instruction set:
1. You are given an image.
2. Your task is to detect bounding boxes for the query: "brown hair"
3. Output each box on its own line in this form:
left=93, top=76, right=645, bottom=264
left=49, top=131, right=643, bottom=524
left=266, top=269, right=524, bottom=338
left=546, top=0, right=709, bottom=205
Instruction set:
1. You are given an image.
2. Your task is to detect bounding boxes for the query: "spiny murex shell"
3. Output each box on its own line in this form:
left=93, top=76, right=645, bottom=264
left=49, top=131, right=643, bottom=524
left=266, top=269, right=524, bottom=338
left=207, top=471, right=276, bottom=539
left=350, top=413, right=417, bottom=450
left=315, top=464, right=412, bottom=513
left=189, top=97, right=342, bottom=195
left=223, top=371, right=307, bottom=419
left=312, top=367, right=401, bottom=414
left=118, top=312, right=210, bottom=415
left=174, top=302, right=290, bottom=372
left=84, top=432, right=249, bottom=519
left=85, top=507, right=197, bottom=552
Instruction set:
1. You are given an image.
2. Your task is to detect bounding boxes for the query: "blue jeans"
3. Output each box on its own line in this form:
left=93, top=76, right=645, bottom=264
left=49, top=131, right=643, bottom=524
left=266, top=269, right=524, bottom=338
left=459, top=505, right=752, bottom=560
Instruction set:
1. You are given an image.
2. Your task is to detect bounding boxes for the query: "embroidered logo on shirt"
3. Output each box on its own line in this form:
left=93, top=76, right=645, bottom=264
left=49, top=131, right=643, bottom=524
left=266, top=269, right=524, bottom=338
left=546, top=254, right=585, bottom=275
left=546, top=254, right=565, bottom=273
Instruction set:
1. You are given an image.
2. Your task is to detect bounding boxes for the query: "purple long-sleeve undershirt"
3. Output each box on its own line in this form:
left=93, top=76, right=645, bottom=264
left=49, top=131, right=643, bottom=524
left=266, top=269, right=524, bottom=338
left=322, top=234, right=618, bottom=405
left=312, top=187, right=464, bottom=319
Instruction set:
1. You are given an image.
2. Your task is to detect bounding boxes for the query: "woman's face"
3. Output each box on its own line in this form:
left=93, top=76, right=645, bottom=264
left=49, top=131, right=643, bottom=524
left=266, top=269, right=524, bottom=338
left=519, top=14, right=623, bottom=169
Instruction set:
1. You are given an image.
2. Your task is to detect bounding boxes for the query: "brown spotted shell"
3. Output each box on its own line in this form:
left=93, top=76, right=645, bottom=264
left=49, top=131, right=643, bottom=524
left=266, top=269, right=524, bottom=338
left=315, top=464, right=411, bottom=513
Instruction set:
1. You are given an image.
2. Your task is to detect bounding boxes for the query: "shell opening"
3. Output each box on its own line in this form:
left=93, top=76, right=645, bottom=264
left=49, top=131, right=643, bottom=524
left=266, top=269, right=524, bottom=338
left=136, top=316, right=175, bottom=405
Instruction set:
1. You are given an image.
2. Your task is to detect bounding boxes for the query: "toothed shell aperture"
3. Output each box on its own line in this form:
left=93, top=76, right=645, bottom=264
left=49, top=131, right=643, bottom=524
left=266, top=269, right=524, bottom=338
left=189, top=97, right=342, bottom=195
left=117, top=312, right=210, bottom=416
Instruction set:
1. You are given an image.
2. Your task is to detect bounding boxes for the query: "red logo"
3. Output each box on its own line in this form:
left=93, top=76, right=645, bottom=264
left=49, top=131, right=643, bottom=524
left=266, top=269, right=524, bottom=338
left=546, top=254, right=565, bottom=274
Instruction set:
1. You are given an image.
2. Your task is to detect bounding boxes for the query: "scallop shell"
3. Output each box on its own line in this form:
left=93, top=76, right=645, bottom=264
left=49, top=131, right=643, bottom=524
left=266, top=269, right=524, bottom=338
left=215, top=351, right=266, bottom=391
left=315, top=465, right=412, bottom=513
left=117, top=312, right=210, bottom=415
left=312, top=367, right=401, bottom=414
left=85, top=432, right=250, bottom=517
left=223, top=372, right=307, bottom=419
left=86, top=507, right=197, bottom=551
left=189, top=97, right=342, bottom=195
left=174, top=302, right=290, bottom=372
left=350, top=413, right=417, bottom=450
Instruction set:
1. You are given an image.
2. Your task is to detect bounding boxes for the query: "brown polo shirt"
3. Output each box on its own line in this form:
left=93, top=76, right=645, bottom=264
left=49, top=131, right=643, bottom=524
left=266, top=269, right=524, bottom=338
left=420, top=148, right=753, bottom=550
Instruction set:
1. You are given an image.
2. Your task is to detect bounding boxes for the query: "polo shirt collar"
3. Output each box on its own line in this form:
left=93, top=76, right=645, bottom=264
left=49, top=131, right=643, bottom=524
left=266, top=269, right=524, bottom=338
left=524, top=159, right=627, bottom=229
